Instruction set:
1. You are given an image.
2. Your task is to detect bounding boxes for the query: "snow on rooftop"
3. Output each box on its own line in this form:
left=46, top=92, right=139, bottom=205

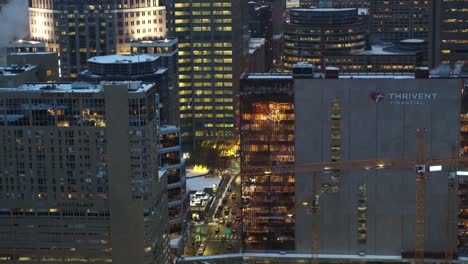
left=0, top=65, right=37, bottom=76
left=246, top=74, right=293, bottom=80
left=292, top=7, right=355, bottom=12
left=9, top=52, right=56, bottom=55
left=186, top=175, right=221, bottom=192
left=400, top=38, right=425, bottom=44
left=339, top=74, right=414, bottom=79
left=160, top=125, right=179, bottom=133
left=360, top=45, right=414, bottom=55
left=0, top=81, right=154, bottom=93
left=357, top=8, right=369, bottom=15
left=88, top=54, right=159, bottom=64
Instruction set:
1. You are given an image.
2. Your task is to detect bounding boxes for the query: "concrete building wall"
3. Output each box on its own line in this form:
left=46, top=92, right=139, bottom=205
left=294, top=79, right=461, bottom=255
left=7, top=52, right=59, bottom=82
left=0, top=65, right=39, bottom=87
left=0, top=82, right=170, bottom=264
left=104, top=84, right=145, bottom=264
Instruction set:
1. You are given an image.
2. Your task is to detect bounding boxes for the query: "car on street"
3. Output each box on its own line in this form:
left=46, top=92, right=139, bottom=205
left=200, top=242, right=206, bottom=249
left=218, top=218, right=224, bottom=224
left=231, top=193, right=236, bottom=199
left=222, top=197, right=228, bottom=204
left=226, top=221, right=232, bottom=227
left=235, top=216, right=241, bottom=221
left=218, top=205, right=223, bottom=211
left=215, top=226, right=220, bottom=233
left=232, top=228, right=237, bottom=233
left=221, top=234, right=226, bottom=240
left=226, top=243, right=233, bottom=250
left=234, top=201, right=239, bottom=206
left=227, top=186, right=232, bottom=192
left=231, top=210, right=236, bottom=215
left=214, top=212, right=220, bottom=219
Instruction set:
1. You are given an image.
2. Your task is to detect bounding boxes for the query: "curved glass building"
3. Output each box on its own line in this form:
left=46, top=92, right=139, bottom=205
left=283, top=8, right=369, bottom=71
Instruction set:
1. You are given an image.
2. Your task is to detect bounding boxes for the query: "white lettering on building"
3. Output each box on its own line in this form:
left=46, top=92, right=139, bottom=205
left=386, top=93, right=437, bottom=104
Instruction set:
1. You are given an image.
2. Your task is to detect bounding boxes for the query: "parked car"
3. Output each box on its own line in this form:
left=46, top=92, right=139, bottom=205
left=226, top=243, right=233, bottom=249
left=215, top=226, right=220, bottom=233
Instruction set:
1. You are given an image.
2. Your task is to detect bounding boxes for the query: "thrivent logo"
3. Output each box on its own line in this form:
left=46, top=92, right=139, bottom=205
left=370, top=92, right=384, bottom=103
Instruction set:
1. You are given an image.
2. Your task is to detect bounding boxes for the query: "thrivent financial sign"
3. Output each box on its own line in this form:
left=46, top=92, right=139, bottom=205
left=370, top=92, right=438, bottom=105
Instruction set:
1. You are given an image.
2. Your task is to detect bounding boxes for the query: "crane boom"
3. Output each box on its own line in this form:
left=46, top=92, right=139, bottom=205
left=243, top=156, right=468, bottom=176
left=415, top=129, right=426, bottom=264
left=242, top=129, right=468, bottom=262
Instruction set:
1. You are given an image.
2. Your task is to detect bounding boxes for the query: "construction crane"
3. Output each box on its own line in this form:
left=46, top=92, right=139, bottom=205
left=244, top=129, right=468, bottom=263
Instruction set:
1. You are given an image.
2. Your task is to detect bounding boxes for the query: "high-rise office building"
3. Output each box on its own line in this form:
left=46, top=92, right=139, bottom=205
left=283, top=8, right=426, bottom=73
left=29, top=0, right=166, bottom=79
left=283, top=8, right=369, bottom=71
left=294, top=77, right=460, bottom=257
left=77, top=54, right=175, bottom=125
left=131, top=38, right=180, bottom=126
left=369, top=0, right=430, bottom=43
left=168, top=0, right=249, bottom=151
left=78, top=55, right=187, bottom=250
left=240, top=73, right=295, bottom=251
left=240, top=68, right=461, bottom=257
left=0, top=81, right=170, bottom=264
left=430, top=0, right=468, bottom=67
left=249, top=3, right=273, bottom=71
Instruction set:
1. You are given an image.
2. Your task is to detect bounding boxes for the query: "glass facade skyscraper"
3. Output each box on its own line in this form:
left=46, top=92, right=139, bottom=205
left=168, top=0, right=249, bottom=151
left=240, top=74, right=295, bottom=251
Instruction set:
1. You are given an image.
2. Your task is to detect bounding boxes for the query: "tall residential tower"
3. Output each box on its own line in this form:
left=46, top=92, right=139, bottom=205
left=0, top=81, right=170, bottom=264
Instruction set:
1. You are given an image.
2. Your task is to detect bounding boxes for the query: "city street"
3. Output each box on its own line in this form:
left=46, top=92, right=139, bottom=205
left=186, top=171, right=242, bottom=257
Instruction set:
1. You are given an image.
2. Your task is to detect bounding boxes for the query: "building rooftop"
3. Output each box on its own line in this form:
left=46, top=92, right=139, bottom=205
left=8, top=40, right=45, bottom=48
left=131, top=38, right=178, bottom=47
left=360, top=44, right=418, bottom=55
left=0, top=64, right=37, bottom=76
left=0, top=81, right=155, bottom=93
left=246, top=74, right=293, bottom=80
left=9, top=52, right=56, bottom=56
left=292, top=7, right=356, bottom=12
left=179, top=253, right=405, bottom=262
left=160, top=125, right=180, bottom=133
left=88, top=54, right=159, bottom=64
left=249, top=38, right=266, bottom=54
